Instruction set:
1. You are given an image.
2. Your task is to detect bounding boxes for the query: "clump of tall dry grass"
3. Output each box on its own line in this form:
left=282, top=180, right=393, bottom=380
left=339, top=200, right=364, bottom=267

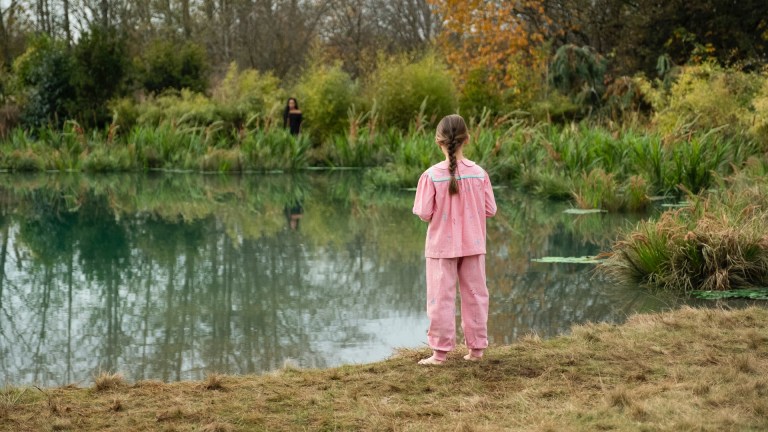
left=599, top=166, right=768, bottom=292
left=92, top=371, right=127, bottom=392
left=200, top=373, right=226, bottom=391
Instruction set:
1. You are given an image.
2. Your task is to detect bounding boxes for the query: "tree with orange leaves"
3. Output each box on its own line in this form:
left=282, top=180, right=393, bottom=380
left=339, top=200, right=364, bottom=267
left=428, top=0, right=552, bottom=104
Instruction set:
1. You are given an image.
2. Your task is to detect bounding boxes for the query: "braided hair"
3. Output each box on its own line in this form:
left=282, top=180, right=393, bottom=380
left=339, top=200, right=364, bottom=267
left=435, top=114, right=468, bottom=195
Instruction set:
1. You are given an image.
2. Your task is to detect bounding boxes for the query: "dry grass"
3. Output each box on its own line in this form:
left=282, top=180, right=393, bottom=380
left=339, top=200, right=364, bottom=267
left=201, top=373, right=226, bottom=391
left=599, top=177, right=768, bottom=292
left=92, top=371, right=127, bottom=392
left=1, top=306, right=767, bottom=431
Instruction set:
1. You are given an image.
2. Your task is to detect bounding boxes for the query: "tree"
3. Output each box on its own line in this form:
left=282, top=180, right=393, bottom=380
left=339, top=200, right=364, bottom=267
left=13, top=35, right=78, bottom=127
left=139, top=40, right=208, bottom=94
left=547, top=0, right=768, bottom=76
left=427, top=0, right=553, bottom=92
left=72, top=25, right=130, bottom=127
left=0, top=0, right=27, bottom=69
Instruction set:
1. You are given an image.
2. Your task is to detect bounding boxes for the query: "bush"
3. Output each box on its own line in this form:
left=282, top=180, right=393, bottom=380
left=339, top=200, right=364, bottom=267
left=72, top=25, right=130, bottom=128
left=139, top=40, right=208, bottom=94
left=136, top=89, right=219, bottom=128
left=750, top=78, right=768, bottom=146
left=654, top=63, right=763, bottom=137
left=295, top=62, right=358, bottom=140
left=212, top=62, right=283, bottom=129
left=13, top=35, right=78, bottom=128
left=366, top=52, right=456, bottom=130
left=549, top=44, right=606, bottom=110
left=459, top=68, right=503, bottom=120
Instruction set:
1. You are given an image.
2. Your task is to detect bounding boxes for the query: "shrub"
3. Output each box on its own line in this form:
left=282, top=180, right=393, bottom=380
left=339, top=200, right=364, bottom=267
left=72, top=25, right=130, bottom=128
left=654, top=63, right=762, bottom=137
left=82, top=145, right=133, bottom=172
left=459, top=68, right=504, bottom=120
left=549, top=44, right=606, bottom=110
left=241, top=128, right=310, bottom=171
left=211, top=62, right=283, bottom=129
left=294, top=62, right=358, bottom=140
left=13, top=35, right=78, bottom=128
left=366, top=52, right=456, bottom=130
left=751, top=79, right=768, bottom=147
left=6, top=149, right=45, bottom=171
left=136, top=89, right=219, bottom=128
left=200, top=148, right=244, bottom=172
left=139, top=40, right=208, bottom=94
left=623, top=175, right=651, bottom=212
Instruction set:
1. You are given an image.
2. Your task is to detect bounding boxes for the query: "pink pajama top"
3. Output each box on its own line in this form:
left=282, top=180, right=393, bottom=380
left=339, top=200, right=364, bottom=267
left=412, top=159, right=497, bottom=258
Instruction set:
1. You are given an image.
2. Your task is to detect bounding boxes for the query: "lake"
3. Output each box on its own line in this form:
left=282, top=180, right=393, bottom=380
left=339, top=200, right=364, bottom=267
left=0, top=172, right=678, bottom=386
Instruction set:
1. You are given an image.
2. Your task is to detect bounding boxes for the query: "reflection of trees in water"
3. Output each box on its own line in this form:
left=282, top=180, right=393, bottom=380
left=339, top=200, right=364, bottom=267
left=0, top=173, right=670, bottom=386
left=487, top=267, right=677, bottom=344
left=0, top=174, right=426, bottom=386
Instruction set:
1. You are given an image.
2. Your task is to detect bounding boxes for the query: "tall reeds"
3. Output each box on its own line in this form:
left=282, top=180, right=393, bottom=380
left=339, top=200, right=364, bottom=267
left=0, top=120, right=759, bottom=215
left=598, top=168, right=768, bottom=292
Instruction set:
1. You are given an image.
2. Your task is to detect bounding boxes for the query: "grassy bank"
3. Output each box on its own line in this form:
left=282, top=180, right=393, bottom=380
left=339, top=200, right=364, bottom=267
left=2, top=306, right=767, bottom=431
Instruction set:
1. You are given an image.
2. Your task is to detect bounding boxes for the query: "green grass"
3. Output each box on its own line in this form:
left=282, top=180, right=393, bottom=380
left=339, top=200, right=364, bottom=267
left=599, top=169, right=768, bottom=292
left=2, top=306, right=767, bottom=431
left=0, top=121, right=762, bottom=213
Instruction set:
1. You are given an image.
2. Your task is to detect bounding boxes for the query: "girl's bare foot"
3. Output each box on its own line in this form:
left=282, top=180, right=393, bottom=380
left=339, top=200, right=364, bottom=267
left=417, top=356, right=445, bottom=365
left=463, top=353, right=482, bottom=362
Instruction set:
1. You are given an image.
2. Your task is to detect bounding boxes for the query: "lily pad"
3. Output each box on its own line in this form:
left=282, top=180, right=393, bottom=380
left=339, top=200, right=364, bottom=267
left=531, top=256, right=603, bottom=264
left=563, top=209, right=607, bottom=215
left=691, top=288, right=768, bottom=300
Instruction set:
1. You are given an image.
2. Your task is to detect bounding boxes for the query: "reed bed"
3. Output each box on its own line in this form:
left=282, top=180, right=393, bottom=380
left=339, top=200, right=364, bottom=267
left=598, top=160, right=768, bottom=292
left=0, top=120, right=761, bottom=212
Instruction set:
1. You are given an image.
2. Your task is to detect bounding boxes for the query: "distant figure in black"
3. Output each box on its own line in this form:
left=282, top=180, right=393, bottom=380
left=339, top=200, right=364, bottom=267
left=283, top=97, right=303, bottom=135
left=284, top=199, right=304, bottom=231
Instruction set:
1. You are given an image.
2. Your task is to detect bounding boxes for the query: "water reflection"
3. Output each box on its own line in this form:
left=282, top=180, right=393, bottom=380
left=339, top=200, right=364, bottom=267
left=0, top=173, right=675, bottom=386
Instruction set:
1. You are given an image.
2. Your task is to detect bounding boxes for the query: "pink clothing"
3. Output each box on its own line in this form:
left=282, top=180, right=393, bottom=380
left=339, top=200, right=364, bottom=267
left=413, top=158, right=496, bottom=359
left=412, top=159, right=497, bottom=258
left=426, top=255, right=489, bottom=356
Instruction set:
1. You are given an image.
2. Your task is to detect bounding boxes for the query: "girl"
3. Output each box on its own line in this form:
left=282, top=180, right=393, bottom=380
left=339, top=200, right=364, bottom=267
left=412, top=114, right=497, bottom=365
left=282, top=97, right=303, bottom=135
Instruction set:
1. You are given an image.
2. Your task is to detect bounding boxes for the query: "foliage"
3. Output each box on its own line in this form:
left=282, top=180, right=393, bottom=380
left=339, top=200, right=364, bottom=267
left=752, top=79, right=768, bottom=144
left=12, top=35, right=77, bottom=127
left=556, top=0, right=768, bottom=76
left=653, top=63, right=763, bottom=137
left=550, top=44, right=607, bottom=111
left=211, top=62, right=283, bottom=129
left=138, top=40, right=208, bottom=94
left=135, top=89, right=220, bottom=129
left=599, top=172, right=768, bottom=292
left=366, top=52, right=456, bottom=130
left=573, top=169, right=620, bottom=212
left=294, top=61, right=358, bottom=140
left=458, top=68, right=504, bottom=119
left=72, top=25, right=130, bottom=128
left=428, top=0, right=551, bottom=91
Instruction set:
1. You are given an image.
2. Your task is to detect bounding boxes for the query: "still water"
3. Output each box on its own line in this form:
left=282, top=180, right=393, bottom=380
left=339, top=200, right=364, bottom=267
left=0, top=172, right=677, bottom=386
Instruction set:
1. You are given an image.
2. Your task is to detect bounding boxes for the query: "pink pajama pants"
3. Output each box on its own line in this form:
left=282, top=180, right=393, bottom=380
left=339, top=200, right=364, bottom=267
left=425, top=254, right=489, bottom=358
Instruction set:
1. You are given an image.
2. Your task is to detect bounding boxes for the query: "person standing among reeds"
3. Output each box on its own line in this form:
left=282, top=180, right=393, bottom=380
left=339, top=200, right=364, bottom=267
left=283, top=97, right=303, bottom=135
left=412, top=114, right=497, bottom=365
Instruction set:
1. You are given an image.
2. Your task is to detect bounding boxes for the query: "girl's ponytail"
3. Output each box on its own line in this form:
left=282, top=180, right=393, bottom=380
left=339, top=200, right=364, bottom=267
left=435, top=115, right=468, bottom=196
left=447, top=133, right=459, bottom=195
